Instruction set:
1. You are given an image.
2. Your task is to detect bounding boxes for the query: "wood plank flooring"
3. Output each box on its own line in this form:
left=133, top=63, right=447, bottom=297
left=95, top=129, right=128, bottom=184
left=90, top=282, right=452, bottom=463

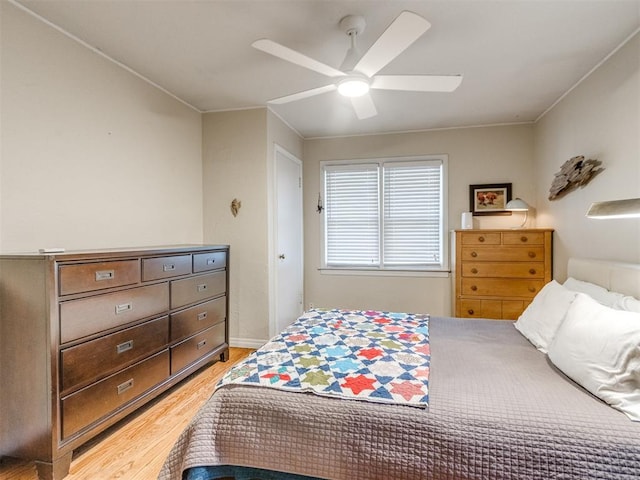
left=0, top=348, right=253, bottom=480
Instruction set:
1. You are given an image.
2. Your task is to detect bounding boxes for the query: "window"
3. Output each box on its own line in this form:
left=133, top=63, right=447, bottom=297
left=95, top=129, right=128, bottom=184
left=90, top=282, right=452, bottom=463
left=321, top=155, right=448, bottom=272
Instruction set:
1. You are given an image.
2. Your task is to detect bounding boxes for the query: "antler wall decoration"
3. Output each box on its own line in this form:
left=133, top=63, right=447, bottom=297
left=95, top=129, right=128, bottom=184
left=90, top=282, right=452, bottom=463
left=549, top=155, right=604, bottom=200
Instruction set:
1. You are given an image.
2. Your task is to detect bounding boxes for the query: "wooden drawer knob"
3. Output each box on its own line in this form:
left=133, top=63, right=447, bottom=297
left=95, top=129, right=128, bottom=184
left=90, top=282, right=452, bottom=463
left=471, top=285, right=478, bottom=291
left=528, top=251, right=536, bottom=258
left=471, top=251, right=478, bottom=257
left=478, top=236, right=485, bottom=242
left=528, top=286, right=536, bottom=293
left=471, top=268, right=478, bottom=274
left=520, top=236, right=528, bottom=242
left=529, top=268, right=536, bottom=275
left=467, top=309, right=475, bottom=315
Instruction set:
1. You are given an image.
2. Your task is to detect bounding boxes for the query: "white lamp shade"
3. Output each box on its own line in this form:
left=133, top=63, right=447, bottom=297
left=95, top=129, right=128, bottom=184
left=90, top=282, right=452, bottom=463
left=506, top=198, right=529, bottom=211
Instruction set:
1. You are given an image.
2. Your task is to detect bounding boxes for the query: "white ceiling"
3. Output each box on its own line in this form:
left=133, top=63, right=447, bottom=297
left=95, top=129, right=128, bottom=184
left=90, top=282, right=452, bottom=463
left=14, top=0, right=640, bottom=138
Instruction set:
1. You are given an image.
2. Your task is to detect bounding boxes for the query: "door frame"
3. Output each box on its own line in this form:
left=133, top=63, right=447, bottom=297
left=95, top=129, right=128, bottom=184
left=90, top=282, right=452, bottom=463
left=269, top=144, right=304, bottom=338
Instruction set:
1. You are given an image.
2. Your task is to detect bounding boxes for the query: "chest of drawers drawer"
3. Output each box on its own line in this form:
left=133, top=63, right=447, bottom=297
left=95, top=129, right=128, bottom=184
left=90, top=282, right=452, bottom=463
left=461, top=246, right=544, bottom=262
left=193, top=251, right=227, bottom=272
left=461, top=277, right=545, bottom=297
left=60, top=283, right=170, bottom=343
left=170, top=296, right=226, bottom=342
left=59, top=260, right=140, bottom=296
left=462, top=262, right=545, bottom=278
left=171, top=271, right=226, bottom=309
left=171, top=322, right=226, bottom=374
left=142, top=255, right=192, bottom=281
left=61, top=350, right=170, bottom=439
left=61, top=316, right=169, bottom=394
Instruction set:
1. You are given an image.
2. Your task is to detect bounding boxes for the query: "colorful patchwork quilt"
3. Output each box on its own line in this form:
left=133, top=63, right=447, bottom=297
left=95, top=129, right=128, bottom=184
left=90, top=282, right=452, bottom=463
left=217, top=309, right=431, bottom=407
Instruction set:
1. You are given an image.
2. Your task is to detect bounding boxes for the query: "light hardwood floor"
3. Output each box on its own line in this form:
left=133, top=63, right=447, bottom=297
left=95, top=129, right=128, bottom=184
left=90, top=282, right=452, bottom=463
left=0, top=348, right=253, bottom=480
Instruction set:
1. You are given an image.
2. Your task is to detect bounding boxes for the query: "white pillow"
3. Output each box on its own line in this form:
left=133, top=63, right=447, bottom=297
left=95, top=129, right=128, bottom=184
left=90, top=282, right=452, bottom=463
left=563, top=277, right=625, bottom=307
left=548, top=293, right=640, bottom=421
left=612, top=295, right=640, bottom=313
left=514, top=280, right=577, bottom=353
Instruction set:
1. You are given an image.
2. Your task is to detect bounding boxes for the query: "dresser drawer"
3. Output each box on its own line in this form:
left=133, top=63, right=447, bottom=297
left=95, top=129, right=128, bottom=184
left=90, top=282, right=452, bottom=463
left=59, top=260, right=140, bottom=296
left=61, top=316, right=169, bottom=394
left=60, top=283, right=170, bottom=343
left=502, top=232, right=545, bottom=245
left=460, top=232, right=501, bottom=245
left=171, top=322, right=226, bottom=374
left=457, top=299, right=526, bottom=320
left=458, top=299, right=502, bottom=319
left=461, top=246, right=545, bottom=262
left=193, top=251, right=227, bottom=273
left=461, top=278, right=545, bottom=298
left=142, top=255, right=191, bottom=281
left=462, top=262, right=545, bottom=278
left=61, top=350, right=170, bottom=439
left=171, top=272, right=226, bottom=309
left=170, top=296, right=226, bottom=342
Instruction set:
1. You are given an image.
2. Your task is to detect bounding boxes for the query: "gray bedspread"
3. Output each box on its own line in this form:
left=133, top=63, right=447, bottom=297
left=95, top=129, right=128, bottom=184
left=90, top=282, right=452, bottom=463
left=159, top=317, right=640, bottom=480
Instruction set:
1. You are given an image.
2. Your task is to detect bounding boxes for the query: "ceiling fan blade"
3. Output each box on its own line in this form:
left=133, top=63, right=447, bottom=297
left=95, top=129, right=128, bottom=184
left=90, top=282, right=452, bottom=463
left=350, top=93, right=377, bottom=119
left=252, top=39, right=345, bottom=78
left=268, top=84, right=337, bottom=104
left=372, top=74, right=463, bottom=92
left=354, top=11, right=430, bottom=78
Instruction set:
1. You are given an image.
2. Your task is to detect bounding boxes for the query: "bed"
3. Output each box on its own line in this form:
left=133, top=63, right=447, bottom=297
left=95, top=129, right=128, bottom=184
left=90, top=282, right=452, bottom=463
left=159, top=258, right=640, bottom=480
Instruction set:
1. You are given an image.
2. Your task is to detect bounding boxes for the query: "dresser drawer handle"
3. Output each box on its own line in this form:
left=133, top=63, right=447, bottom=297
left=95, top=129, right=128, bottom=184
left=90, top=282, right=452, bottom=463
left=478, top=236, right=485, bottom=242
left=95, top=270, right=114, bottom=281
left=197, top=284, right=208, bottom=293
left=520, top=236, right=528, bottom=242
left=470, top=285, right=478, bottom=291
left=467, top=309, right=475, bottom=315
left=117, top=378, right=134, bottom=395
left=528, top=251, right=536, bottom=258
left=471, top=251, right=478, bottom=258
left=115, top=302, right=133, bottom=315
left=163, top=263, right=176, bottom=272
left=206, top=258, right=216, bottom=266
left=197, top=340, right=207, bottom=350
left=116, top=340, right=134, bottom=354
left=471, top=268, right=478, bottom=274
left=529, top=268, right=536, bottom=275
left=528, top=286, right=537, bottom=293
left=197, top=312, right=208, bottom=321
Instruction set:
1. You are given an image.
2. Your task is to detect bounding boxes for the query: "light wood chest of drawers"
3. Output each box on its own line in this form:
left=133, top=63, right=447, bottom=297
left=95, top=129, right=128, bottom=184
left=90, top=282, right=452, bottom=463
left=453, top=229, right=553, bottom=320
left=0, top=245, right=229, bottom=479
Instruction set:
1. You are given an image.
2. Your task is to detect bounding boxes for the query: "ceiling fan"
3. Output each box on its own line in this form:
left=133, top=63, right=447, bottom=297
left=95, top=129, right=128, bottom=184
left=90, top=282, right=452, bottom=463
left=252, top=11, right=463, bottom=120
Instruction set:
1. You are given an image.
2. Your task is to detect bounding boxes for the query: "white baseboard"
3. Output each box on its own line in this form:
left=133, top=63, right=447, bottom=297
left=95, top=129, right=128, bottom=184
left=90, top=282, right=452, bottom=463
left=229, top=337, right=266, bottom=349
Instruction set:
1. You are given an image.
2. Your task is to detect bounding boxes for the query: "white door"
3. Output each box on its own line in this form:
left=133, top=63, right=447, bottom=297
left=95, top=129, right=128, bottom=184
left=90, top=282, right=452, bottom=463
left=275, top=146, right=303, bottom=333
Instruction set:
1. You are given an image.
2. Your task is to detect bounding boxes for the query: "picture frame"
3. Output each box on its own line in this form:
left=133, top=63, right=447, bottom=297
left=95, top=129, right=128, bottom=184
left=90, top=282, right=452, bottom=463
left=469, top=183, right=512, bottom=216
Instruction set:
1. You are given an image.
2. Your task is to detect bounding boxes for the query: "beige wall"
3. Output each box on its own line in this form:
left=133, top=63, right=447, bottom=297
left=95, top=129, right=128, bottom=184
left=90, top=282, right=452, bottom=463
left=303, top=124, right=534, bottom=316
left=202, top=109, right=269, bottom=345
left=0, top=2, right=203, bottom=252
left=534, top=32, right=640, bottom=279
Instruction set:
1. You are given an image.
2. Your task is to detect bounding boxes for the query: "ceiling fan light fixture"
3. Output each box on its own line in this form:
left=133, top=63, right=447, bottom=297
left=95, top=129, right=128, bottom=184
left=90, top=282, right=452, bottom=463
left=337, top=77, right=370, bottom=97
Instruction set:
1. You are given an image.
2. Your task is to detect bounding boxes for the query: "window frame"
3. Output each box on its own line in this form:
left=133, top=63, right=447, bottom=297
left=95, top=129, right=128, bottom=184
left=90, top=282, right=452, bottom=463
left=320, top=155, right=449, bottom=276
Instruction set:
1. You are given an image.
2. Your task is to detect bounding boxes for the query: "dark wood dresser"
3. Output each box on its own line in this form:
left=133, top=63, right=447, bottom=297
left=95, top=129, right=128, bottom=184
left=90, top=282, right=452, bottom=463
left=453, top=229, right=553, bottom=320
left=0, top=245, right=229, bottom=479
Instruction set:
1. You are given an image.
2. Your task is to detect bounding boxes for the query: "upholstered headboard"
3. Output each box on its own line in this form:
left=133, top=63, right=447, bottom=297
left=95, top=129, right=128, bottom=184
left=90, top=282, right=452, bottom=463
left=567, top=257, right=640, bottom=299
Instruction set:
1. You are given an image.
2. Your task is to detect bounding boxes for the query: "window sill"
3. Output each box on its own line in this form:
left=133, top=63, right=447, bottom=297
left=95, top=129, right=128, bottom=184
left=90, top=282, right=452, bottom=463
left=318, top=268, right=450, bottom=278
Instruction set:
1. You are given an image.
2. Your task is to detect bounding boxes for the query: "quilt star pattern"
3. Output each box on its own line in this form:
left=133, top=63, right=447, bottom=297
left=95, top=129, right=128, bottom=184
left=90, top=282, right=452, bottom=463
left=217, top=309, right=431, bottom=408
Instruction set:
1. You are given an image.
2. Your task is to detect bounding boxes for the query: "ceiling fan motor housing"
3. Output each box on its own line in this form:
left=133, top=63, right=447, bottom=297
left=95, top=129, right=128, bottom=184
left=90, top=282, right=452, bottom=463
left=339, top=15, right=366, bottom=36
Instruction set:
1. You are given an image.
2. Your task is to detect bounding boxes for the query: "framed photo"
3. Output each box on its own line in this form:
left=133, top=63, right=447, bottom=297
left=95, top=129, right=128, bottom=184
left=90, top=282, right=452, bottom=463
left=469, top=183, right=512, bottom=216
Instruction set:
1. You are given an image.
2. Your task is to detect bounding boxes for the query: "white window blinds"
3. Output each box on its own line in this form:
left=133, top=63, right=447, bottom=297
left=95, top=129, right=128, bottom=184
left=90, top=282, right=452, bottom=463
left=383, top=161, right=442, bottom=267
left=324, top=164, right=380, bottom=266
left=322, top=157, right=446, bottom=271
